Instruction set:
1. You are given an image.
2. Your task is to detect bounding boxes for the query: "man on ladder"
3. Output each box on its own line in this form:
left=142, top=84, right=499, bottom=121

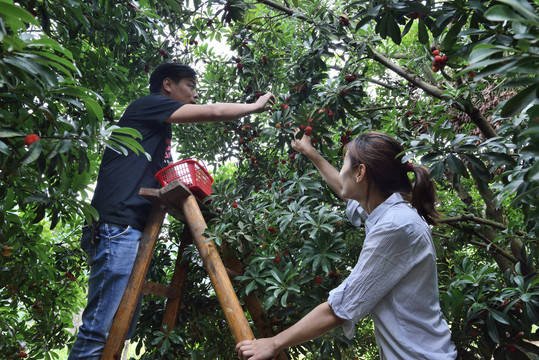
left=68, top=62, right=275, bottom=359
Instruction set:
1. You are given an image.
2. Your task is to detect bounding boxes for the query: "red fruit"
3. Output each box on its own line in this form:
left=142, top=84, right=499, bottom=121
left=281, top=177, right=286, bottom=183
left=345, top=74, right=356, bottom=83
left=276, top=123, right=282, bottom=128
left=281, top=159, right=286, bottom=164
left=300, top=124, right=306, bottom=130
left=242, top=125, right=250, bottom=130
left=24, top=134, right=40, bottom=146
left=506, top=345, right=516, bottom=352
left=406, top=110, right=413, bottom=117
left=271, top=316, right=278, bottom=323
left=328, top=111, right=335, bottom=117
left=262, top=55, right=268, bottom=64
left=284, top=123, right=291, bottom=127
left=232, top=202, right=238, bottom=208
left=441, top=55, right=449, bottom=64
left=305, top=126, right=312, bottom=136
left=338, top=16, right=349, bottom=26
left=430, top=46, right=437, bottom=52
left=432, top=66, right=440, bottom=73
left=274, top=255, right=281, bottom=264
left=432, top=49, right=440, bottom=56
left=255, top=91, right=261, bottom=98
left=329, top=271, right=335, bottom=277
left=295, top=83, right=306, bottom=93
left=236, top=63, right=243, bottom=70
left=346, top=130, right=352, bottom=136
left=281, top=104, right=289, bottom=110
left=314, top=276, right=323, bottom=284
left=434, top=55, right=443, bottom=63
left=289, top=152, right=296, bottom=161
left=235, top=57, right=241, bottom=63
left=268, top=226, right=277, bottom=234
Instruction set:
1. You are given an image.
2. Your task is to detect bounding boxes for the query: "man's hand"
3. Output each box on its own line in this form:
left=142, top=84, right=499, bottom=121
left=236, top=338, right=278, bottom=360
left=291, top=128, right=315, bottom=156
left=254, top=92, right=276, bottom=113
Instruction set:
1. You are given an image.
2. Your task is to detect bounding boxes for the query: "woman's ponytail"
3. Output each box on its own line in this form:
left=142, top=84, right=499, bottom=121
left=409, top=164, right=440, bottom=226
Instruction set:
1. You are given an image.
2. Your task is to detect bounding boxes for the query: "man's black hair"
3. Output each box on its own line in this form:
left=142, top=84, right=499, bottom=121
left=149, top=63, right=197, bottom=93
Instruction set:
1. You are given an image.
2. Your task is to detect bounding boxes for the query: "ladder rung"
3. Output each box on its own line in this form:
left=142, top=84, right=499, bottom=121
left=142, top=281, right=177, bottom=299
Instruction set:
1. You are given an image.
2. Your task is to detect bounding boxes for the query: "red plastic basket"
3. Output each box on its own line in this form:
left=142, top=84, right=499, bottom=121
left=154, top=159, right=214, bottom=199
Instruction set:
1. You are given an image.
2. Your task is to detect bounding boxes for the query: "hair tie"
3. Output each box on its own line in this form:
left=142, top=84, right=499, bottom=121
left=406, top=162, right=415, bottom=172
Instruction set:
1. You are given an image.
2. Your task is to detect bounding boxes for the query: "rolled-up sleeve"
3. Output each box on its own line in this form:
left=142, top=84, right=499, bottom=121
left=328, top=223, right=417, bottom=338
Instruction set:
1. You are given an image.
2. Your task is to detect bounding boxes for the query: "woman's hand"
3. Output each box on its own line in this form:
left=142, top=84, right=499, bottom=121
left=236, top=338, right=278, bottom=360
left=254, top=92, right=276, bottom=113
left=291, top=128, right=315, bottom=156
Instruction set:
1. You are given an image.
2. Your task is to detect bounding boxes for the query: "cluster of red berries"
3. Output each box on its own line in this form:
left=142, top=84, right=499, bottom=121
left=430, top=46, right=448, bottom=73
left=236, top=57, right=243, bottom=70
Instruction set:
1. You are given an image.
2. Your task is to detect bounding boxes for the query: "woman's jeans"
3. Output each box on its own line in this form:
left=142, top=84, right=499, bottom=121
left=68, top=223, right=143, bottom=360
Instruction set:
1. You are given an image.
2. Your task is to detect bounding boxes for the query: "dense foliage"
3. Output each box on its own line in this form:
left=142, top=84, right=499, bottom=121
left=1, top=0, right=537, bottom=359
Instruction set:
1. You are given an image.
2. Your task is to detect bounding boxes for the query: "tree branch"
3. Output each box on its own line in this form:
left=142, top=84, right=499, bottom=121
left=438, top=214, right=505, bottom=230
left=367, top=47, right=449, bottom=100
left=256, top=0, right=308, bottom=21
left=441, top=221, right=519, bottom=265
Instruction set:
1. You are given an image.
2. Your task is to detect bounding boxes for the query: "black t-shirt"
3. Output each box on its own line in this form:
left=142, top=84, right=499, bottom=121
left=91, top=93, right=184, bottom=230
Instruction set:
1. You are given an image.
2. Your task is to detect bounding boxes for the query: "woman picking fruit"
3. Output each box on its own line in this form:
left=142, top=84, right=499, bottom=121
left=236, top=131, right=457, bottom=360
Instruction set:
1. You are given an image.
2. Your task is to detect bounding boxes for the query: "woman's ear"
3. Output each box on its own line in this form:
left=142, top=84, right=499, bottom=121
left=355, top=164, right=366, bottom=183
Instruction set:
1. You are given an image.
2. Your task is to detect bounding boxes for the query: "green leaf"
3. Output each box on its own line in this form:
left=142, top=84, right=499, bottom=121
left=388, top=16, right=401, bottom=45
left=481, top=152, right=517, bottom=167
left=417, top=19, right=429, bottom=44
left=446, top=154, right=466, bottom=176
left=21, top=141, right=42, bottom=164
left=0, top=129, right=24, bottom=138
left=468, top=45, right=506, bottom=65
left=485, top=5, right=525, bottom=23
left=501, top=84, right=538, bottom=118
left=0, top=140, right=8, bottom=155
left=443, top=15, right=467, bottom=50
left=527, top=161, right=539, bottom=182
left=463, top=154, right=490, bottom=183
left=0, top=2, right=39, bottom=31
left=110, top=127, right=143, bottom=139
left=495, top=0, right=539, bottom=23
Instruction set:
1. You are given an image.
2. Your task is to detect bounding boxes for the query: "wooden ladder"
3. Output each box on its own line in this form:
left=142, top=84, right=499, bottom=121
left=100, top=180, right=287, bottom=359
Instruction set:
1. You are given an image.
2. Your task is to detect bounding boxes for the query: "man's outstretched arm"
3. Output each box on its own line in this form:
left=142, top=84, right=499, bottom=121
left=166, top=93, right=275, bottom=124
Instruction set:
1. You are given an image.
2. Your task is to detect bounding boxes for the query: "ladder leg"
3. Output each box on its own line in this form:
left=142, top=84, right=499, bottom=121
left=161, top=227, right=191, bottom=332
left=180, top=195, right=254, bottom=344
left=101, top=203, right=167, bottom=360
